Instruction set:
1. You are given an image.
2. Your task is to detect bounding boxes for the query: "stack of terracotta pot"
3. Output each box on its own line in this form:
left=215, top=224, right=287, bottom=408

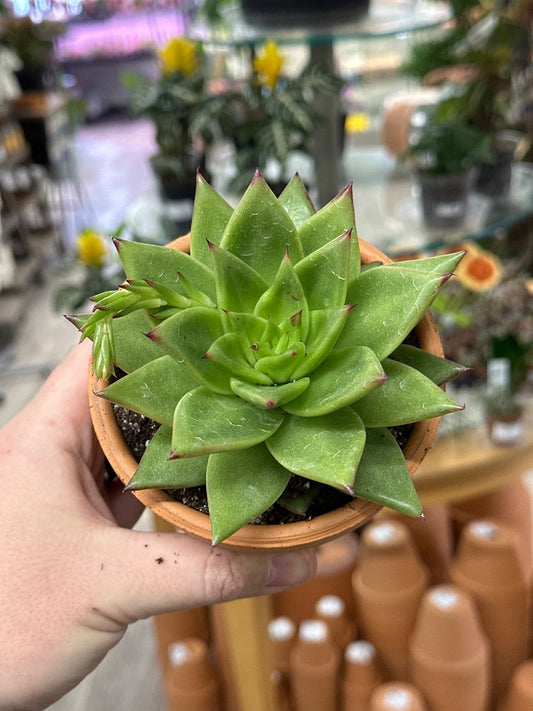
left=152, top=478, right=533, bottom=711
left=268, top=478, right=533, bottom=711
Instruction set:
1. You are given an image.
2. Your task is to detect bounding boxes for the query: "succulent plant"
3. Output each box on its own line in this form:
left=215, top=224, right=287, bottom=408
left=71, top=172, right=465, bottom=544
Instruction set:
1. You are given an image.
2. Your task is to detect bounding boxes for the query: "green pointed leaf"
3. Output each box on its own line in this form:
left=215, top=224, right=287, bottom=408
left=99, top=355, right=197, bottom=427
left=230, top=377, right=310, bottom=409
left=391, top=344, right=469, bottom=385
left=255, top=342, right=306, bottom=383
left=353, top=359, right=463, bottom=427
left=284, top=347, right=385, bottom=417
left=112, top=311, right=162, bottom=373
left=128, top=426, right=207, bottom=489
left=220, top=171, right=304, bottom=280
left=150, top=307, right=231, bottom=394
left=116, top=239, right=216, bottom=301
left=267, top=408, right=366, bottom=493
left=278, top=479, right=322, bottom=515
left=207, top=333, right=273, bottom=385
left=354, top=428, right=422, bottom=517
left=254, top=253, right=309, bottom=339
left=171, top=387, right=284, bottom=457
left=292, top=306, right=352, bottom=379
left=207, top=444, right=291, bottom=545
left=297, top=184, right=360, bottom=280
left=338, top=266, right=449, bottom=360
left=278, top=173, right=316, bottom=227
left=294, top=231, right=351, bottom=310
left=190, top=173, right=234, bottom=267
left=209, top=242, right=268, bottom=313
left=221, top=311, right=270, bottom=366
left=389, top=251, right=466, bottom=275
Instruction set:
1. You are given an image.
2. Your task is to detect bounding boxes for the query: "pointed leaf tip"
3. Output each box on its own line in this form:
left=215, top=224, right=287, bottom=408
left=112, top=236, right=124, bottom=253
left=252, top=168, right=264, bottom=182
left=168, top=450, right=181, bottom=461
left=145, top=329, right=159, bottom=343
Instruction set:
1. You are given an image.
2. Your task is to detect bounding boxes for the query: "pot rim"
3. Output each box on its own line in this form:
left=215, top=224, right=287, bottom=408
left=88, top=235, right=443, bottom=551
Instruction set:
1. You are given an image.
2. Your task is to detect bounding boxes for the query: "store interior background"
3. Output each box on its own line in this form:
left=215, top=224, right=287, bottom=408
left=0, top=0, right=532, bottom=709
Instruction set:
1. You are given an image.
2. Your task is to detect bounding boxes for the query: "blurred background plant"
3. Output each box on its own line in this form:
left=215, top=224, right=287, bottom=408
left=54, top=227, right=125, bottom=312
left=432, top=242, right=532, bottom=393
left=0, top=15, right=66, bottom=90
left=123, top=36, right=234, bottom=193
left=404, top=116, right=492, bottom=175
left=223, top=39, right=344, bottom=195
left=402, top=0, right=531, bottom=177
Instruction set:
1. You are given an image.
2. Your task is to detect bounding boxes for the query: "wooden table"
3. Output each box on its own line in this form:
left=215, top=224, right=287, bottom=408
left=414, top=404, right=533, bottom=506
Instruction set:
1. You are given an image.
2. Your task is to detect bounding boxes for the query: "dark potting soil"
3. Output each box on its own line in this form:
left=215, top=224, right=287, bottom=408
left=112, top=403, right=413, bottom=525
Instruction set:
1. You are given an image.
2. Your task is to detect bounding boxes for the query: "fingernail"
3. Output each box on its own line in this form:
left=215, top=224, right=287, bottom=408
left=266, top=550, right=316, bottom=590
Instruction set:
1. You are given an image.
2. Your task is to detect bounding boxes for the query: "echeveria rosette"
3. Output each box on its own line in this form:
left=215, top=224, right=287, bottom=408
left=75, top=171, right=466, bottom=545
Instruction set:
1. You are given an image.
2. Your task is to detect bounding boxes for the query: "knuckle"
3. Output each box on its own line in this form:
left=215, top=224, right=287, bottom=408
left=203, top=549, right=257, bottom=603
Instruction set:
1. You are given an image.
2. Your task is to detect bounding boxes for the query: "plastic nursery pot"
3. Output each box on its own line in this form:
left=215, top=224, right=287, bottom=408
left=88, top=235, right=444, bottom=552
left=416, top=170, right=473, bottom=231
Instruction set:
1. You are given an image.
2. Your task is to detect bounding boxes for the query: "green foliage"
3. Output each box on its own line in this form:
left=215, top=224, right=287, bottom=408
left=405, top=117, right=492, bottom=175
left=71, top=172, right=465, bottom=544
left=123, top=44, right=232, bottom=180
left=2, top=16, right=65, bottom=70
left=228, top=61, right=344, bottom=194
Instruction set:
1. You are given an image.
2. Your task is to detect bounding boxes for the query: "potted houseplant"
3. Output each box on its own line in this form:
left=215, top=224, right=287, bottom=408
left=404, top=117, right=492, bottom=230
left=223, top=40, right=344, bottom=196
left=405, top=3, right=530, bottom=197
left=1, top=16, right=65, bottom=91
left=69, top=171, right=465, bottom=550
left=123, top=36, right=232, bottom=202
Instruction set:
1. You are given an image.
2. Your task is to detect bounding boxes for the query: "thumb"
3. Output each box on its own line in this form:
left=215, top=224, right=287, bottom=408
left=92, top=526, right=317, bottom=622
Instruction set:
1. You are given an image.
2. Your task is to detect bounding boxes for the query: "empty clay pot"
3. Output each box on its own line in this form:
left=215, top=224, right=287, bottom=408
left=273, top=533, right=359, bottom=624
left=268, top=616, right=296, bottom=711
left=408, top=585, right=491, bottom=711
left=164, top=637, right=221, bottom=711
left=450, top=520, right=530, bottom=701
left=341, top=640, right=386, bottom=711
left=375, top=505, right=454, bottom=584
left=353, top=520, right=429, bottom=679
left=289, top=619, right=341, bottom=711
left=315, top=594, right=355, bottom=649
left=368, top=681, right=429, bottom=711
left=450, top=479, right=532, bottom=579
left=498, top=660, right=533, bottom=711
left=152, top=607, right=210, bottom=674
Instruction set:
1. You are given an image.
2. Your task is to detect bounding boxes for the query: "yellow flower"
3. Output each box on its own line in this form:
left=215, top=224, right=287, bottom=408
left=455, top=242, right=502, bottom=292
left=345, top=112, right=371, bottom=133
left=77, top=229, right=107, bottom=269
left=253, top=40, right=285, bottom=88
left=159, top=37, right=198, bottom=77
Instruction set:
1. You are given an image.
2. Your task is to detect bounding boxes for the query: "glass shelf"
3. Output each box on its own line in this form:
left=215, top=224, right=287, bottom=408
left=191, top=0, right=451, bottom=47
left=343, top=146, right=533, bottom=257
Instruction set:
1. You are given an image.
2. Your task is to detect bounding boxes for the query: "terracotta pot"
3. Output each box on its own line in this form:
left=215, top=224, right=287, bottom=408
left=408, top=585, right=491, bottom=711
left=341, top=640, right=386, bottom=711
left=499, top=660, right=533, bottom=711
left=375, top=504, right=454, bottom=585
left=164, top=637, right=222, bottom=711
left=450, top=520, right=530, bottom=701
left=88, top=235, right=444, bottom=551
left=368, top=682, right=429, bottom=711
left=352, top=520, right=430, bottom=679
left=314, top=594, right=355, bottom=649
left=289, top=619, right=341, bottom=711
left=273, top=533, right=359, bottom=623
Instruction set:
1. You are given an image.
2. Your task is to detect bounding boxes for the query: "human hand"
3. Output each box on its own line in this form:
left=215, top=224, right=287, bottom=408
left=0, top=342, right=316, bottom=710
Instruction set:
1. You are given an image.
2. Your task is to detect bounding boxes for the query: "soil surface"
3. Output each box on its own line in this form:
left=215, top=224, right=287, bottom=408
left=112, top=403, right=412, bottom=525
